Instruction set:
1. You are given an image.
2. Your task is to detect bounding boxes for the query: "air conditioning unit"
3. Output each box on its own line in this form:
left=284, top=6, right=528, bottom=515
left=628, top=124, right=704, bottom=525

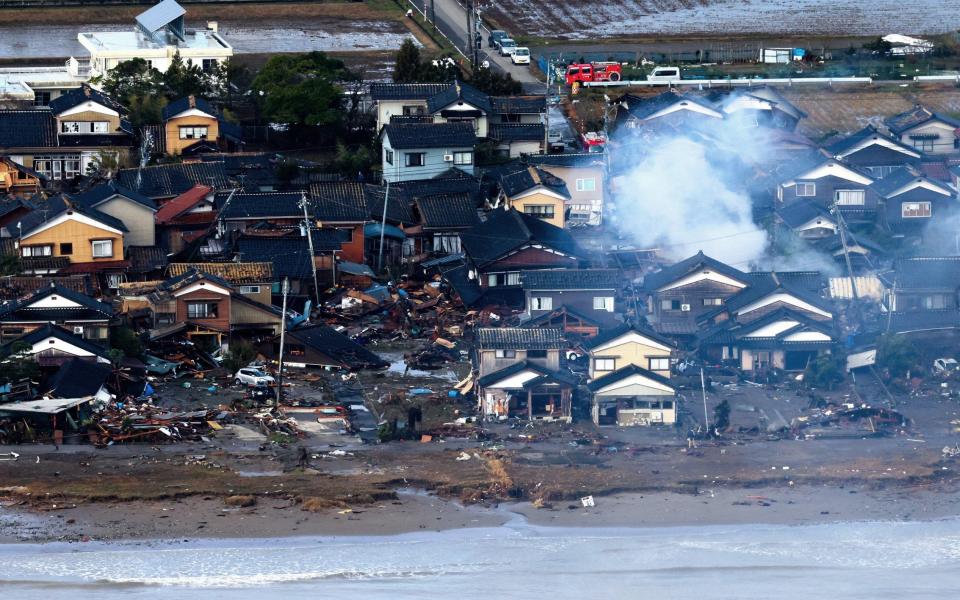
left=73, top=326, right=84, bottom=335
left=443, top=154, right=454, bottom=162
left=681, top=303, right=691, bottom=312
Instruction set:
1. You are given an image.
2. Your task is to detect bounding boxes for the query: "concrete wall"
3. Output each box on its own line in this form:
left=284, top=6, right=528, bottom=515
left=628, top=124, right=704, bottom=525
left=96, top=195, right=156, bottom=247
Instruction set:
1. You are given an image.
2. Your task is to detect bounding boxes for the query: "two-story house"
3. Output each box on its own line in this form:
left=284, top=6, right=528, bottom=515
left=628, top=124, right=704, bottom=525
left=872, top=166, right=957, bottom=237
left=0, top=283, right=113, bottom=344
left=643, top=251, right=751, bottom=344
left=885, top=104, right=960, bottom=155
left=616, top=91, right=724, bottom=133
left=161, top=95, right=241, bottom=156
left=527, top=153, right=606, bottom=226
left=488, top=124, right=544, bottom=158
left=404, top=192, right=479, bottom=263
left=154, top=184, right=215, bottom=253
left=69, top=180, right=157, bottom=247
left=887, top=256, right=960, bottom=336
left=370, top=82, right=448, bottom=133
left=380, top=122, right=476, bottom=183
left=490, top=96, right=545, bottom=125
left=475, top=327, right=576, bottom=421
left=715, top=86, right=806, bottom=131
left=499, top=165, right=570, bottom=229
left=522, top=269, right=621, bottom=331
left=115, top=161, right=230, bottom=203
left=459, top=207, right=585, bottom=307
left=778, top=157, right=878, bottom=224
left=0, top=158, right=43, bottom=195
left=0, top=322, right=110, bottom=366
left=826, top=125, right=923, bottom=178
left=167, top=261, right=274, bottom=305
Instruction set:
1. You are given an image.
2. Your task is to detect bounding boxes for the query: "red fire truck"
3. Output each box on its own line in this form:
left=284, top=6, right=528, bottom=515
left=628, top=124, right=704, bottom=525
left=564, top=62, right=623, bottom=85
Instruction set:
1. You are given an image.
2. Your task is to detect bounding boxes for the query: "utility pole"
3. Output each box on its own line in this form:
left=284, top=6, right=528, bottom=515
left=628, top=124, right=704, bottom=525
left=700, top=368, right=710, bottom=435
left=300, top=192, right=321, bottom=307
left=377, top=180, right=391, bottom=273
left=543, top=56, right=551, bottom=153
left=275, top=277, right=289, bottom=410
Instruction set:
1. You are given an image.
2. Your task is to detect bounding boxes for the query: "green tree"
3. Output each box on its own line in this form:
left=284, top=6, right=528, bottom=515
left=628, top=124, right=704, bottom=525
left=85, top=150, right=121, bottom=180
left=468, top=64, right=522, bottom=95
left=163, top=52, right=213, bottom=99
left=110, top=326, right=144, bottom=358
left=126, top=94, right=168, bottom=127
left=333, top=142, right=373, bottom=176
left=0, top=341, right=39, bottom=385
left=0, top=252, right=21, bottom=276
left=252, top=52, right=348, bottom=126
left=393, top=39, right=423, bottom=83
left=877, top=333, right=921, bottom=378
left=223, top=340, right=257, bottom=374
left=804, top=353, right=845, bottom=390
left=93, top=58, right=163, bottom=100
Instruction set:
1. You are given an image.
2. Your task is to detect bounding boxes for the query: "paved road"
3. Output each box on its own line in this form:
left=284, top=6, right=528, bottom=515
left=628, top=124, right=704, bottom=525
left=408, top=0, right=542, bottom=89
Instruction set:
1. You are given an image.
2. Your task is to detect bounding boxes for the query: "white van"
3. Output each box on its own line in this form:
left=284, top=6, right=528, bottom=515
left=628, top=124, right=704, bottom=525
left=511, top=47, right=530, bottom=65
left=647, top=66, right=682, bottom=82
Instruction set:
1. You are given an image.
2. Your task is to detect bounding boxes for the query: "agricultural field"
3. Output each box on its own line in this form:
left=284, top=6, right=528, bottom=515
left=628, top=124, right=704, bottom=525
left=486, top=0, right=960, bottom=40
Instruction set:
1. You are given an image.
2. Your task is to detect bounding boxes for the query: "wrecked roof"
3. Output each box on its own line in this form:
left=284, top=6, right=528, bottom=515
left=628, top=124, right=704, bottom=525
left=286, top=324, right=386, bottom=370
left=167, top=262, right=273, bottom=284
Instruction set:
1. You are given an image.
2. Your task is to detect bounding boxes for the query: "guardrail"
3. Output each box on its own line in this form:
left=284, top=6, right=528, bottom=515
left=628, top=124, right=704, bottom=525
left=584, top=77, right=874, bottom=88
left=914, top=75, right=960, bottom=82
left=405, top=0, right=467, bottom=60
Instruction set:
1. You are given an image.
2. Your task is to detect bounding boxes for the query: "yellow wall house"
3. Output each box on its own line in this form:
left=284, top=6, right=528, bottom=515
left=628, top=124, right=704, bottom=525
left=499, top=166, right=570, bottom=229
left=162, top=95, right=220, bottom=156
left=0, top=158, right=42, bottom=195
left=584, top=324, right=675, bottom=379
left=16, top=197, right=126, bottom=280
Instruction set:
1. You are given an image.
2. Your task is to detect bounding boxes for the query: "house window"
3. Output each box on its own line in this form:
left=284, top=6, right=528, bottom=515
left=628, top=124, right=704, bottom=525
left=703, top=298, right=723, bottom=306
left=923, top=295, right=949, bottom=309
left=84, top=326, right=109, bottom=340
left=506, top=272, right=520, bottom=286
left=59, top=243, right=73, bottom=255
left=91, top=239, right=114, bottom=258
left=453, top=151, right=473, bottom=165
left=34, top=155, right=81, bottom=180
left=384, top=149, right=394, bottom=165
left=531, top=296, right=553, bottom=311
left=649, top=357, right=671, bottom=371
left=21, top=245, right=52, bottom=257
left=902, top=202, right=931, bottom=218
left=593, top=296, right=614, bottom=312
left=179, top=126, right=209, bottom=140
left=33, top=91, right=51, bottom=106
left=523, top=204, right=555, bottom=219
left=240, top=285, right=261, bottom=294
left=61, top=121, right=109, bottom=134
left=486, top=272, right=520, bottom=287
left=915, top=138, right=935, bottom=152
left=660, top=299, right=682, bottom=311
left=796, top=182, right=816, bottom=196
left=432, top=233, right=461, bottom=254
left=495, top=349, right=517, bottom=358
left=594, top=357, right=615, bottom=371
left=576, top=178, right=596, bottom=192
left=106, top=274, right=122, bottom=289
left=835, top=189, right=865, bottom=206
left=338, top=228, right=354, bottom=243
left=405, top=152, right=425, bottom=167
left=402, top=105, right=425, bottom=116
left=187, top=301, right=219, bottom=318
left=202, top=59, right=218, bottom=73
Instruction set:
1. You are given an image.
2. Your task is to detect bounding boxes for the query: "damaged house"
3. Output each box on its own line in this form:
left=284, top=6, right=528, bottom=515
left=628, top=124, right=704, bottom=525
left=887, top=256, right=960, bottom=337
left=475, top=327, right=576, bottom=422
left=263, top=324, right=386, bottom=371
left=521, top=268, right=621, bottom=335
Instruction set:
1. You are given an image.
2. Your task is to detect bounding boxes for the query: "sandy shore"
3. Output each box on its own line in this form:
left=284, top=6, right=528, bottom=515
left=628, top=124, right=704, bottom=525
left=4, top=482, right=960, bottom=544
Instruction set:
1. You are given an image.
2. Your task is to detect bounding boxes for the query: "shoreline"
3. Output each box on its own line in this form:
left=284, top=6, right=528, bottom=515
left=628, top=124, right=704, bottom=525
left=4, top=482, right=960, bottom=545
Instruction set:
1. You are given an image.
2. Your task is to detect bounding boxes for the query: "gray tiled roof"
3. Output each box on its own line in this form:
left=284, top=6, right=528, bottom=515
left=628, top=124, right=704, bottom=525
left=0, top=110, right=57, bottom=149
left=369, top=83, right=448, bottom=101
left=476, top=326, right=564, bottom=349
left=488, top=123, right=544, bottom=142
left=116, top=161, right=230, bottom=199
left=382, top=122, right=476, bottom=150
left=521, top=269, right=620, bottom=290
left=415, top=193, right=478, bottom=229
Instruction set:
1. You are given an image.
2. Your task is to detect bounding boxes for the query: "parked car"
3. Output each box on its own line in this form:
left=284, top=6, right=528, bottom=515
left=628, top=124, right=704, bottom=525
left=234, top=368, right=275, bottom=386
left=488, top=29, right=507, bottom=48
left=498, top=38, right=517, bottom=56
left=647, top=66, right=682, bottom=82
left=511, top=47, right=531, bottom=65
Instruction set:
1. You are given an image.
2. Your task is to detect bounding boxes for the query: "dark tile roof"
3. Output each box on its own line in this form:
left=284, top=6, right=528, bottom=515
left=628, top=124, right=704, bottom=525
left=162, top=96, right=217, bottom=121
left=415, top=193, right=478, bottom=229
left=0, top=282, right=113, bottom=322
left=116, top=161, right=230, bottom=199
left=0, top=110, right=57, bottom=149
left=699, top=307, right=835, bottom=347
left=43, top=357, right=111, bottom=398
left=586, top=364, right=675, bottom=392
left=369, top=83, right=448, bottom=101
left=889, top=310, right=960, bottom=333
left=476, top=326, right=564, bottom=350
left=0, top=275, right=95, bottom=299
left=477, top=360, right=577, bottom=388
left=460, top=208, right=582, bottom=268
left=0, top=322, right=108, bottom=358
left=287, top=324, right=387, bottom=370
left=526, top=153, right=606, bottom=168
left=620, top=91, right=716, bottom=121
left=395, top=170, right=482, bottom=205
left=488, top=123, right=544, bottom=142
left=365, top=183, right=415, bottom=225
left=310, top=182, right=374, bottom=222
left=582, top=323, right=675, bottom=351
left=382, top=122, right=476, bottom=150
left=439, top=263, right=483, bottom=306
left=217, top=191, right=304, bottom=220
left=521, top=268, right=620, bottom=291
left=499, top=165, right=569, bottom=198
left=389, top=115, right=435, bottom=125
left=894, top=257, right=960, bottom=290
left=236, top=233, right=339, bottom=280
left=722, top=272, right=829, bottom=315
left=48, top=84, right=124, bottom=115
left=825, top=125, right=918, bottom=158
left=490, top=96, right=545, bottom=114
left=776, top=199, right=834, bottom=229
left=885, top=105, right=960, bottom=135
left=127, top=245, right=169, bottom=273
left=870, top=165, right=950, bottom=197
left=426, top=81, right=491, bottom=114
left=70, top=180, right=156, bottom=211
left=642, top=251, right=748, bottom=292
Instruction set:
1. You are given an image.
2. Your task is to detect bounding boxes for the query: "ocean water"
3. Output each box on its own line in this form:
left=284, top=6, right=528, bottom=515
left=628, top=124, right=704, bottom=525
left=1, top=518, right=959, bottom=598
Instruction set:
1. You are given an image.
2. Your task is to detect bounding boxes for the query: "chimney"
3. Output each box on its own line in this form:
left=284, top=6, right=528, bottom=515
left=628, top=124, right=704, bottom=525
left=188, top=95, right=196, bottom=109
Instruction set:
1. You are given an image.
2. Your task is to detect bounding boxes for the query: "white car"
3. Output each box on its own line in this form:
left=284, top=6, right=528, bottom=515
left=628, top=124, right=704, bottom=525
left=234, top=368, right=275, bottom=386
left=511, top=47, right=530, bottom=65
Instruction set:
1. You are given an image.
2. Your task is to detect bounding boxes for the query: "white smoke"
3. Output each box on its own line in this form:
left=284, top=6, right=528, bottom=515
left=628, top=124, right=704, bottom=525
left=610, top=135, right=768, bottom=268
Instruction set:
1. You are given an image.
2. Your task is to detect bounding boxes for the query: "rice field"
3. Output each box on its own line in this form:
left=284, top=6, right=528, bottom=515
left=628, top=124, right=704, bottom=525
left=487, top=0, right=960, bottom=40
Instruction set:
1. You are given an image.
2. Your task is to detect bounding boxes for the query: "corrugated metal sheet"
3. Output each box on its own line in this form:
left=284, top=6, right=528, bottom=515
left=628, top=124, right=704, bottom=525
left=828, top=276, right=886, bottom=300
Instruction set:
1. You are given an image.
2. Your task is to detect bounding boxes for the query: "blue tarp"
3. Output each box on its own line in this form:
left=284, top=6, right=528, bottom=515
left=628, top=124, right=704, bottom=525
left=364, top=222, right=406, bottom=240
